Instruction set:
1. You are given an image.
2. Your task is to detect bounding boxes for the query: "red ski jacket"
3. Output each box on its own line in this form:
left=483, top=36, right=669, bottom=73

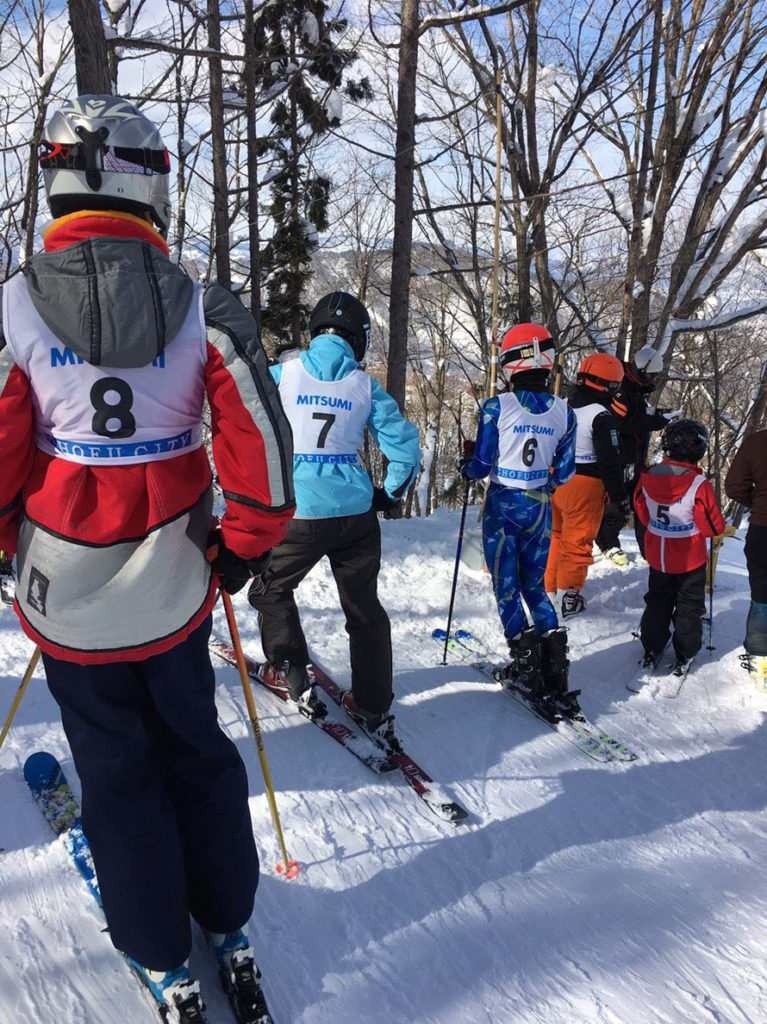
left=0, top=211, right=295, bottom=663
left=634, top=460, right=725, bottom=574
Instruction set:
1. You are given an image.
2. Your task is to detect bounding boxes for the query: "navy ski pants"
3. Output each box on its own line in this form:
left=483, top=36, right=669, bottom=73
left=42, top=615, right=259, bottom=970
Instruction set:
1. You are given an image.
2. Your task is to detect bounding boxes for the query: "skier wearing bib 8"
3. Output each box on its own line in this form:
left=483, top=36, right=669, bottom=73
left=0, top=95, right=294, bottom=1023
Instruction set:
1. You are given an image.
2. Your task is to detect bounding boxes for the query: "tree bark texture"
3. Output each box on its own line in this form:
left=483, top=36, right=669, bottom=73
left=68, top=0, right=112, bottom=94
left=387, top=0, right=420, bottom=412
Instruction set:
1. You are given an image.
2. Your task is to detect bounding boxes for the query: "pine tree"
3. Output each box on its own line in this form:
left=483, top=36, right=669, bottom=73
left=253, top=1, right=371, bottom=346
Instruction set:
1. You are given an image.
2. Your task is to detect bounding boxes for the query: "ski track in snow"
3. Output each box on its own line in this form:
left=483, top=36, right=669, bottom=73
left=1, top=508, right=766, bottom=1024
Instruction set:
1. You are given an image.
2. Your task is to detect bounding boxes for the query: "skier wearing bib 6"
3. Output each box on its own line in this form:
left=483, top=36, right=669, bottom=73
left=459, top=323, right=578, bottom=716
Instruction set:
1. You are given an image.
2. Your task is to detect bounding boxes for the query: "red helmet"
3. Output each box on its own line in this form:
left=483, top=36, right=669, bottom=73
left=499, top=323, right=555, bottom=375
left=576, top=352, right=624, bottom=392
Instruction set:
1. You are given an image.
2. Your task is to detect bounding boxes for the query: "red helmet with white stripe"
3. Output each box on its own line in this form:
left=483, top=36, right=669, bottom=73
left=499, top=323, right=555, bottom=376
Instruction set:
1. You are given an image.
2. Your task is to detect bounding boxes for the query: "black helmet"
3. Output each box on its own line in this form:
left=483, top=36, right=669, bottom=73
left=662, top=419, right=708, bottom=463
left=309, top=292, right=371, bottom=362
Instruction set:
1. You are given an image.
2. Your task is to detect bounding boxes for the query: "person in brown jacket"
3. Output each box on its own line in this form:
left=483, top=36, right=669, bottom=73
left=724, top=429, right=767, bottom=685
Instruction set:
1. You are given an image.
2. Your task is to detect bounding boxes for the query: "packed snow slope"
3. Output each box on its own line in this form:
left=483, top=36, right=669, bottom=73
left=1, top=509, right=765, bottom=1024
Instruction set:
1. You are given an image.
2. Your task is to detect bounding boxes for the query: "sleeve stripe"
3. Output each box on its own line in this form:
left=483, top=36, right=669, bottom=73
left=206, top=317, right=295, bottom=508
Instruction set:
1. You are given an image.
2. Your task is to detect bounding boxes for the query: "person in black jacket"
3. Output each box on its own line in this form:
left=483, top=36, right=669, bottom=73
left=595, top=346, right=678, bottom=561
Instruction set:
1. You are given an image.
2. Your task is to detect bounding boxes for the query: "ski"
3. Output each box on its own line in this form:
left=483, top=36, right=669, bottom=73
left=23, top=751, right=102, bottom=906
left=626, top=642, right=671, bottom=694
left=307, top=656, right=470, bottom=825
left=24, top=751, right=274, bottom=1024
left=656, top=658, right=695, bottom=699
left=209, top=635, right=397, bottom=775
left=433, top=628, right=638, bottom=763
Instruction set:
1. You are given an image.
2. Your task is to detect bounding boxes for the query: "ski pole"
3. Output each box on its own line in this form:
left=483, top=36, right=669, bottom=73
left=706, top=540, right=715, bottom=652
left=220, top=588, right=299, bottom=879
left=0, top=646, right=41, bottom=752
left=443, top=474, right=472, bottom=665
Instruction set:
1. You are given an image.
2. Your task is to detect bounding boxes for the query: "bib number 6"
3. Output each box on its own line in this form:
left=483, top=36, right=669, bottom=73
left=522, top=436, right=538, bottom=467
left=90, top=377, right=136, bottom=439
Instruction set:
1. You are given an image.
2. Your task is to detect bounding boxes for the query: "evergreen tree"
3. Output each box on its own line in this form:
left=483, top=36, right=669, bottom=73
left=252, top=1, right=371, bottom=346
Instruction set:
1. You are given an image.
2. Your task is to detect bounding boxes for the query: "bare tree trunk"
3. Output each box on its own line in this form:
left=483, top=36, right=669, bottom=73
left=244, top=0, right=261, bottom=322
left=68, top=0, right=112, bottom=94
left=387, top=0, right=419, bottom=412
left=207, top=0, right=231, bottom=288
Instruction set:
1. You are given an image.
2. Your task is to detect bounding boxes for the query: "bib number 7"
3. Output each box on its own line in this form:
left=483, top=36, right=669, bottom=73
left=312, top=412, right=336, bottom=449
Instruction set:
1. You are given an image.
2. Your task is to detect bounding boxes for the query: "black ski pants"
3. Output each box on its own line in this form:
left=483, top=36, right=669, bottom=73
left=248, top=509, right=392, bottom=714
left=640, top=563, right=706, bottom=661
left=595, top=464, right=648, bottom=557
left=43, top=615, right=259, bottom=970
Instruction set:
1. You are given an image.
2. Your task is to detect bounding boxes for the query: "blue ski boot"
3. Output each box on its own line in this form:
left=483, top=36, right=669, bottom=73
left=125, top=959, right=207, bottom=1023
left=205, top=928, right=274, bottom=1024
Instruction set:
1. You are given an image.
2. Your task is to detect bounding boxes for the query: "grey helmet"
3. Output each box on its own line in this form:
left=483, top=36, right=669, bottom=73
left=39, top=95, right=172, bottom=235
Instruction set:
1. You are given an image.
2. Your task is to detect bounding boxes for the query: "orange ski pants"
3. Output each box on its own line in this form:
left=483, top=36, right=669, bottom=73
left=544, top=474, right=606, bottom=593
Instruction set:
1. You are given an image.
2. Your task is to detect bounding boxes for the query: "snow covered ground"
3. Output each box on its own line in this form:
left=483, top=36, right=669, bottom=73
left=1, top=509, right=765, bottom=1024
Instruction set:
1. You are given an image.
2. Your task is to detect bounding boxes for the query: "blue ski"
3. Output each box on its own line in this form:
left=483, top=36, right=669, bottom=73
left=23, top=751, right=101, bottom=905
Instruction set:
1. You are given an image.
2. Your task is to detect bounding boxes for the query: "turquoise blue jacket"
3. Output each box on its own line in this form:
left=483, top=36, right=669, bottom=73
left=272, top=334, right=422, bottom=518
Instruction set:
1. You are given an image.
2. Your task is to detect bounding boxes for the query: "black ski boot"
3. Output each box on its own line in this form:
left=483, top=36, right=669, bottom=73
left=536, top=628, right=583, bottom=722
left=494, top=628, right=546, bottom=698
left=220, top=948, right=274, bottom=1024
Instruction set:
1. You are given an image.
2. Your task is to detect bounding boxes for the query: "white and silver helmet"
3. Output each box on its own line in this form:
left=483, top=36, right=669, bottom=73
left=39, top=95, right=172, bottom=235
left=632, top=345, right=663, bottom=375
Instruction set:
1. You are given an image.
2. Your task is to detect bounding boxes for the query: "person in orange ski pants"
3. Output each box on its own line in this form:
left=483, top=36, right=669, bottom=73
left=545, top=353, right=627, bottom=617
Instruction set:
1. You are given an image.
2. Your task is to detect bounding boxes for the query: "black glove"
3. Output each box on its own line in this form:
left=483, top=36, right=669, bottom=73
left=207, top=530, right=272, bottom=595
left=458, top=440, right=476, bottom=478
left=372, top=486, right=402, bottom=517
left=604, top=498, right=630, bottom=530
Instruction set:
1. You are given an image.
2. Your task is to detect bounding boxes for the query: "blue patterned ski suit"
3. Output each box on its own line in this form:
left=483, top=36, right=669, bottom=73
left=462, top=389, right=576, bottom=638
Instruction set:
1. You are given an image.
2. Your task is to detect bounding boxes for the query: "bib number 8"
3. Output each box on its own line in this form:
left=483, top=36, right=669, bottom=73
left=90, top=377, right=136, bottom=438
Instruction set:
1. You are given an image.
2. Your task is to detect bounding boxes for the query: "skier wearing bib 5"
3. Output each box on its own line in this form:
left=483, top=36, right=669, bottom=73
left=0, top=95, right=295, bottom=1023
left=459, top=323, right=578, bottom=717
left=247, top=291, right=422, bottom=749
left=634, top=419, right=725, bottom=676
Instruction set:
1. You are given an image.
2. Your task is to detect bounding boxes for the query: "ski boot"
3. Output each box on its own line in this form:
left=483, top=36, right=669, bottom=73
left=206, top=929, right=274, bottom=1024
left=602, top=546, right=628, bottom=567
left=560, top=588, right=585, bottom=618
left=341, top=691, right=399, bottom=752
left=740, top=652, right=767, bottom=691
left=535, top=628, right=583, bottom=722
left=494, top=628, right=546, bottom=698
left=126, top=959, right=208, bottom=1024
left=671, top=654, right=694, bottom=678
left=641, top=648, right=663, bottom=670
left=260, top=661, right=327, bottom=720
